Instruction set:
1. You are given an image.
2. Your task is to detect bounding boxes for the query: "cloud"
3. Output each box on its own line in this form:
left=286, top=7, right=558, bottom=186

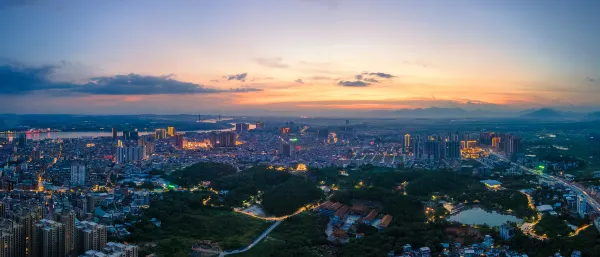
left=338, top=80, right=370, bottom=87
left=0, top=64, right=76, bottom=94
left=294, top=79, right=304, bottom=84
left=254, top=58, right=289, bottom=68
left=225, top=73, right=248, bottom=81
left=337, top=71, right=394, bottom=87
left=366, top=72, right=394, bottom=78
left=77, top=74, right=227, bottom=95
left=586, top=77, right=596, bottom=83
left=0, top=62, right=260, bottom=95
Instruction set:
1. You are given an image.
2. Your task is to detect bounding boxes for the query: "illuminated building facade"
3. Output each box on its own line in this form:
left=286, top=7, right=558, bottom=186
left=255, top=121, right=264, bottom=129
left=211, top=132, right=236, bottom=147
left=167, top=126, right=175, bottom=137
left=404, top=133, right=412, bottom=152
left=154, top=129, right=167, bottom=140
left=280, top=127, right=291, bottom=135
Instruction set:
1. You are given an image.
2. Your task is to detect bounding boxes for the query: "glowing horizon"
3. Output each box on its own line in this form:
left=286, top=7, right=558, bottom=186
left=1, top=0, right=599, bottom=115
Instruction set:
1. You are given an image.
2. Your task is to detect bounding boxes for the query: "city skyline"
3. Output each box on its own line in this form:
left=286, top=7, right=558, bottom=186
left=1, top=0, right=599, bottom=115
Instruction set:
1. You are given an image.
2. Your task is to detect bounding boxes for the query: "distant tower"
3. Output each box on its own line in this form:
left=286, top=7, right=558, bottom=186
left=404, top=133, right=412, bottom=153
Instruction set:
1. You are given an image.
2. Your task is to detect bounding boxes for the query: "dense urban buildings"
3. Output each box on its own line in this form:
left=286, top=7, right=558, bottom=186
left=0, top=118, right=598, bottom=257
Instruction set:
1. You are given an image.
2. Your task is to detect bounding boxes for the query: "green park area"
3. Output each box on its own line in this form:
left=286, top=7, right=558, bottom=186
left=237, top=213, right=331, bottom=257
left=129, top=163, right=600, bottom=257
left=129, top=192, right=272, bottom=257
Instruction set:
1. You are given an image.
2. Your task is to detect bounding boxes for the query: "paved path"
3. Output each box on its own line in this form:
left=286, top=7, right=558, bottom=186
left=219, top=220, right=283, bottom=256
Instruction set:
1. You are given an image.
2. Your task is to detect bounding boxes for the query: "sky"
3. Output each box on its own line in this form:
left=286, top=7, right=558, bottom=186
left=1, top=0, right=599, bottom=116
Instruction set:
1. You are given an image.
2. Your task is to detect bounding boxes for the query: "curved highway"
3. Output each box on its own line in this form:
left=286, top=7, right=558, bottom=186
left=488, top=151, right=600, bottom=213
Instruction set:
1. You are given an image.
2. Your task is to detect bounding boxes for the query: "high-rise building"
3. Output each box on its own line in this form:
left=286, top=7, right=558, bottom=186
left=127, top=130, right=139, bottom=141
left=154, top=129, right=167, bottom=140
left=317, top=128, right=329, bottom=140
left=122, top=130, right=130, bottom=141
left=70, top=163, right=86, bottom=186
left=116, top=146, right=146, bottom=164
left=138, top=139, right=154, bottom=155
left=255, top=121, right=264, bottom=129
left=209, top=133, right=217, bottom=147
left=17, top=134, right=26, bottom=148
left=0, top=201, right=5, bottom=218
left=217, top=131, right=237, bottom=147
left=479, top=132, right=494, bottom=145
left=112, top=128, right=118, bottom=140
left=167, top=126, right=175, bottom=137
left=235, top=123, right=249, bottom=133
left=9, top=206, right=43, bottom=257
left=492, top=137, right=501, bottom=150
left=404, top=133, right=412, bottom=153
left=505, top=136, right=521, bottom=156
left=451, top=132, right=459, bottom=142
left=345, top=120, right=350, bottom=125
left=32, top=219, right=65, bottom=257
left=174, top=133, right=184, bottom=149
left=55, top=210, right=75, bottom=257
left=0, top=219, right=25, bottom=257
left=86, top=195, right=96, bottom=214
left=577, top=194, right=587, bottom=218
left=75, top=221, right=107, bottom=255
left=446, top=141, right=461, bottom=159
left=279, top=140, right=293, bottom=157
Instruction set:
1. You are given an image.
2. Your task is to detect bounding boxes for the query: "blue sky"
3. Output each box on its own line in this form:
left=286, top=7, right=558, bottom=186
left=1, top=0, right=599, bottom=115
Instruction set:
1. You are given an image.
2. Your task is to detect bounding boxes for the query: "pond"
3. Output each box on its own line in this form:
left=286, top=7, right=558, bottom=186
left=448, top=207, right=522, bottom=227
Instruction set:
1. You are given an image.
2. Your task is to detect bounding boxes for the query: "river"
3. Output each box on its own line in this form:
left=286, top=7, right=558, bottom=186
left=1, top=127, right=235, bottom=141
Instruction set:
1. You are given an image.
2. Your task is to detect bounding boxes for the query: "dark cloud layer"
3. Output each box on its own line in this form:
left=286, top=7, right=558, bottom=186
left=0, top=64, right=74, bottom=94
left=225, top=73, right=248, bottom=81
left=0, top=64, right=260, bottom=95
left=78, top=74, right=225, bottom=95
left=338, top=80, right=370, bottom=87
left=294, top=79, right=304, bottom=84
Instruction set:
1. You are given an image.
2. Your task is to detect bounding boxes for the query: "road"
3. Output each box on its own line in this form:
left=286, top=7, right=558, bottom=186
left=219, top=220, right=283, bottom=256
left=488, top=151, right=600, bottom=213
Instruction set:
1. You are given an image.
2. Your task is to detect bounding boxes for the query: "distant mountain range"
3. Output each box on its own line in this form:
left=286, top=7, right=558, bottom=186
left=520, top=108, right=562, bottom=118
left=369, top=107, right=598, bottom=119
